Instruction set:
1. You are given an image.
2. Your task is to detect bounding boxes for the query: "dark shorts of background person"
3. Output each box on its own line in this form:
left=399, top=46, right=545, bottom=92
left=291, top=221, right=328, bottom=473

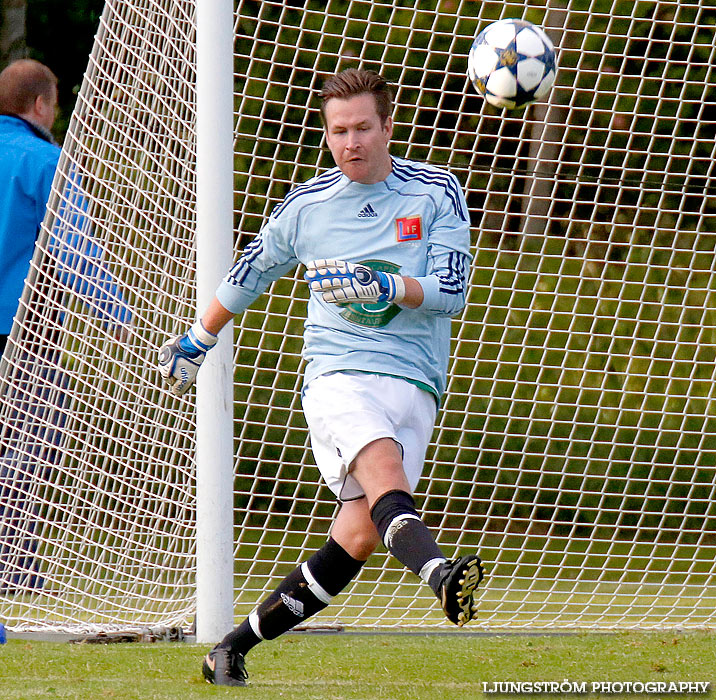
left=0, top=331, right=67, bottom=591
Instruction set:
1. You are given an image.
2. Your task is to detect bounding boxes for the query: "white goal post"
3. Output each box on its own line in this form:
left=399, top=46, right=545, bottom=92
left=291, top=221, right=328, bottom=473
left=194, top=0, right=235, bottom=645
left=1, top=0, right=715, bottom=636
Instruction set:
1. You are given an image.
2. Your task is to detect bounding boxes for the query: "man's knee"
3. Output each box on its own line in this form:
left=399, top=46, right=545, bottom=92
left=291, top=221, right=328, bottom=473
left=346, top=527, right=380, bottom=561
left=336, top=519, right=380, bottom=560
left=331, top=499, right=381, bottom=560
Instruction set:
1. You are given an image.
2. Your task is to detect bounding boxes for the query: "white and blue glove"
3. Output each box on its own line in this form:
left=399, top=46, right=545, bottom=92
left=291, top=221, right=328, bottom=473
left=305, top=259, right=406, bottom=305
left=158, top=320, right=218, bottom=396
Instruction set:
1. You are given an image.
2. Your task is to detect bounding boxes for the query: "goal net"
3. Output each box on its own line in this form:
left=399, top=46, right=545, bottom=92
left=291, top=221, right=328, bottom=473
left=1, top=0, right=715, bottom=633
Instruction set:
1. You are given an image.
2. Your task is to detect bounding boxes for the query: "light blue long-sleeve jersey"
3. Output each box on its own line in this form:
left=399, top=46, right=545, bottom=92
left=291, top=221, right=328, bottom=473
left=216, top=156, right=472, bottom=400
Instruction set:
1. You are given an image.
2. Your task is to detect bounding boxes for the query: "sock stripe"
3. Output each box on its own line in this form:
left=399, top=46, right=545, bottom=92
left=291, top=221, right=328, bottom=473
left=248, top=609, right=264, bottom=640
left=300, top=562, right=333, bottom=605
left=382, top=513, right=421, bottom=548
left=419, top=557, right=446, bottom=583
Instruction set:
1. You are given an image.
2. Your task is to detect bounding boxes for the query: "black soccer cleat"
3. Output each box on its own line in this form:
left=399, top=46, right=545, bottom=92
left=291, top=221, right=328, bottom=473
left=202, top=645, right=249, bottom=687
left=434, top=555, right=484, bottom=627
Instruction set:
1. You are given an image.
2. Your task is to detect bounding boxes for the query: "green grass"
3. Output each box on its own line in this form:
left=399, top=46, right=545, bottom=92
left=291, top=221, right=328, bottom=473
left=2, top=631, right=715, bottom=699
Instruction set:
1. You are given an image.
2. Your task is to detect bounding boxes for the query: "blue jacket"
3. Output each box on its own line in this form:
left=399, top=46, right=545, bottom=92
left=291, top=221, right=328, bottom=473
left=0, top=116, right=131, bottom=338
left=0, top=115, right=60, bottom=334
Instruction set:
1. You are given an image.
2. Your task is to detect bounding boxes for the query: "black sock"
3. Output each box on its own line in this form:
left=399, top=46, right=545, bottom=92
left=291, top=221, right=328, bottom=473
left=370, top=490, right=446, bottom=588
left=304, top=535, right=367, bottom=596
left=219, top=537, right=364, bottom=656
left=217, top=617, right=260, bottom=657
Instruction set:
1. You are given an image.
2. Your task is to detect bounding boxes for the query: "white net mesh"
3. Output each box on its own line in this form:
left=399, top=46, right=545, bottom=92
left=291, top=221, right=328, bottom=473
left=1, top=0, right=715, bottom=632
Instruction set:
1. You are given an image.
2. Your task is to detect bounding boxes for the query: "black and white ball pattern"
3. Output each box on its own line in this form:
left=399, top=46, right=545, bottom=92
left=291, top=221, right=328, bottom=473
left=468, top=19, right=557, bottom=110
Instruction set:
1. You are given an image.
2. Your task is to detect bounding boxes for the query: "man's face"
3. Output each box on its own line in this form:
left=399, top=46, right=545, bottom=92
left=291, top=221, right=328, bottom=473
left=324, top=93, right=393, bottom=184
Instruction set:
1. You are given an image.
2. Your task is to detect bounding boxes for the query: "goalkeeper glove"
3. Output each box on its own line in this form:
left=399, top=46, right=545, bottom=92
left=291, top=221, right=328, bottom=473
left=305, top=259, right=406, bottom=305
left=158, top=320, right=218, bottom=396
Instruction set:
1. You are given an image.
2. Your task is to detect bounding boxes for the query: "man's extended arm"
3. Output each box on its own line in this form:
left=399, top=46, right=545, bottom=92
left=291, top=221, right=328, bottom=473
left=156, top=297, right=236, bottom=397
left=158, top=209, right=298, bottom=396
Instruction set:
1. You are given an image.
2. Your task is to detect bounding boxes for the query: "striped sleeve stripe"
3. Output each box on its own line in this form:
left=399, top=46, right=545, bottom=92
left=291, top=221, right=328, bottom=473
left=227, top=235, right=264, bottom=285
left=271, top=169, right=344, bottom=218
left=437, top=252, right=468, bottom=295
left=227, top=258, right=255, bottom=286
left=392, top=161, right=467, bottom=221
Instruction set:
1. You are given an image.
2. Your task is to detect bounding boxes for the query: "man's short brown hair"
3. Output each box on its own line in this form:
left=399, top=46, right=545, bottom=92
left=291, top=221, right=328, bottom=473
left=319, top=68, right=393, bottom=125
left=0, top=59, right=58, bottom=116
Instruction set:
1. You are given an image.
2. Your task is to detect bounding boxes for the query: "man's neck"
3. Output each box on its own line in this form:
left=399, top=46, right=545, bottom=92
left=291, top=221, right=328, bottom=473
left=7, top=113, right=57, bottom=145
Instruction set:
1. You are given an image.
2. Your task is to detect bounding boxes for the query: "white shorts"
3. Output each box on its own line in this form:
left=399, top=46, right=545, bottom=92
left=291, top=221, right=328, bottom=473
left=302, top=371, right=437, bottom=502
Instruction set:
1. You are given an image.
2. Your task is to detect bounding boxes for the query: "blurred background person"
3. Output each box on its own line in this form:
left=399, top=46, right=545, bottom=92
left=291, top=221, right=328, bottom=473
left=0, top=58, right=131, bottom=591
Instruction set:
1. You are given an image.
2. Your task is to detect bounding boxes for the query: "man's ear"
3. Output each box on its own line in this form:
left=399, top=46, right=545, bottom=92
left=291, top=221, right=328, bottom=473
left=33, top=93, right=56, bottom=130
left=32, top=94, right=48, bottom=122
left=383, top=115, right=393, bottom=142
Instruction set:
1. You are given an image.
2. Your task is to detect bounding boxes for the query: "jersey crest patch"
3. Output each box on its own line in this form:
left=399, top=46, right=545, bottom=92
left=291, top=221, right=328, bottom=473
left=396, top=216, right=422, bottom=242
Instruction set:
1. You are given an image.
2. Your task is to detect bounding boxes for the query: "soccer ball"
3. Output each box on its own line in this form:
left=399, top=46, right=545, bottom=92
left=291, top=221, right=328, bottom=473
left=468, top=19, right=556, bottom=110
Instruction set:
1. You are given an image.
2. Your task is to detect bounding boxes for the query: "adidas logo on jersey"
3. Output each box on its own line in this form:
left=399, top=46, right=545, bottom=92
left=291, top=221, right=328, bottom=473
left=357, top=203, right=378, bottom=218
left=281, top=592, right=305, bottom=617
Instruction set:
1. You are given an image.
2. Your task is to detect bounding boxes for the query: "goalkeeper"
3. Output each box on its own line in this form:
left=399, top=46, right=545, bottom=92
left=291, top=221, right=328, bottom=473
left=158, top=68, right=483, bottom=687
